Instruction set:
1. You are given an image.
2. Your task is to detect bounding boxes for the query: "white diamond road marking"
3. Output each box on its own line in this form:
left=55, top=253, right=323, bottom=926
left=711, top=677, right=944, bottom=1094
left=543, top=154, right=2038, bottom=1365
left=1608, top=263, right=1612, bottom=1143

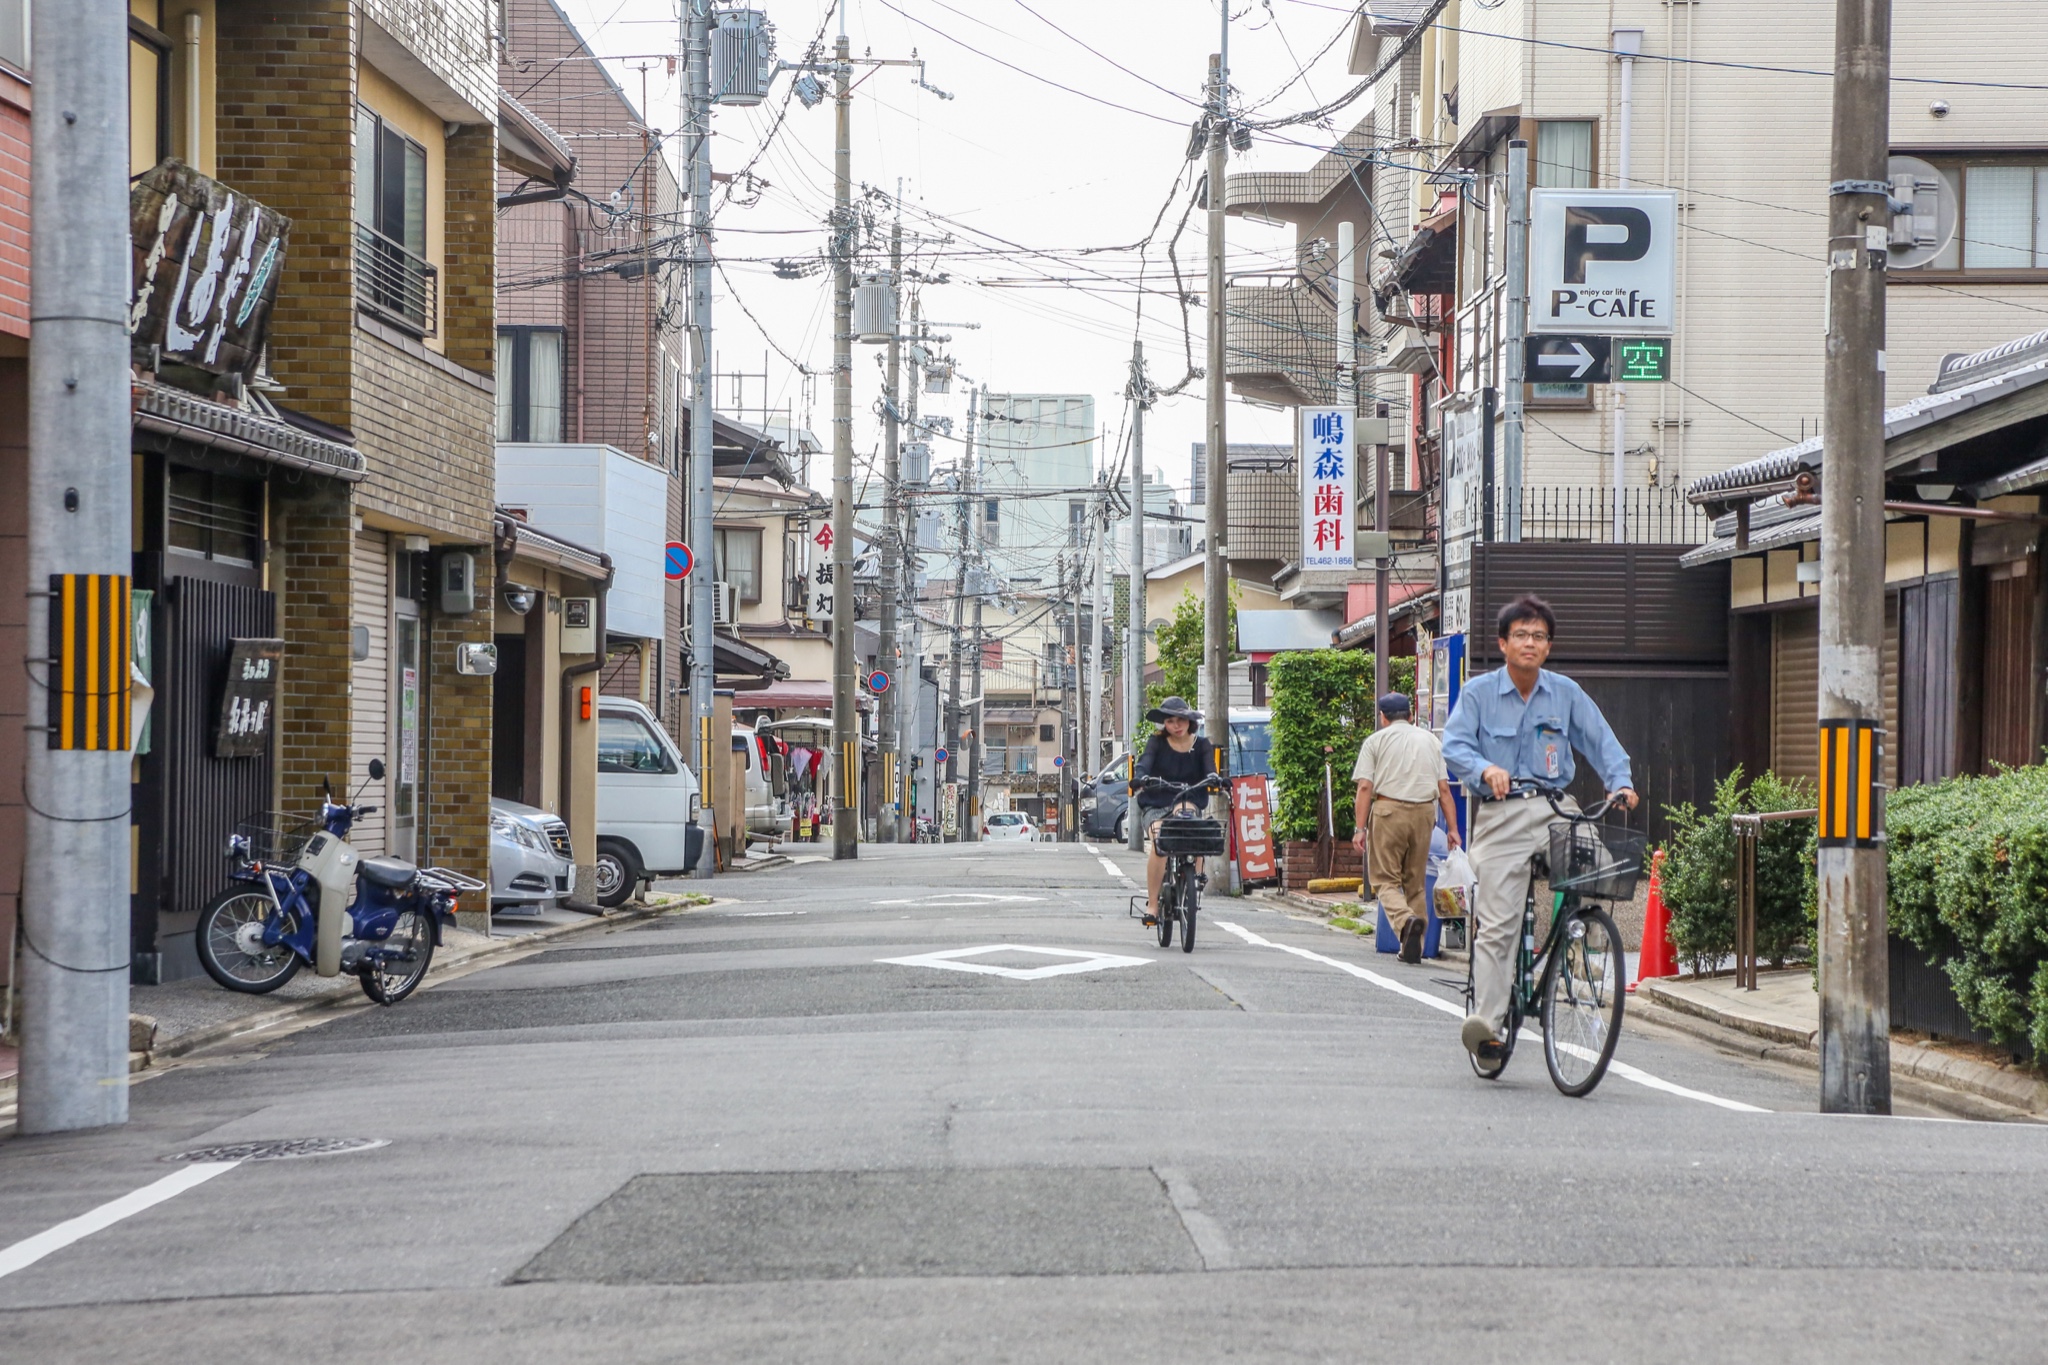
left=872, top=893, right=1044, bottom=907
left=877, top=944, right=1154, bottom=981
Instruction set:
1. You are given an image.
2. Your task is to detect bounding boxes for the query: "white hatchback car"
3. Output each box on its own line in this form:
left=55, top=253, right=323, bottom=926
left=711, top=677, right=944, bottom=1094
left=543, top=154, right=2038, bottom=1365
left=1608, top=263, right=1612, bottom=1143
left=982, top=811, right=1036, bottom=842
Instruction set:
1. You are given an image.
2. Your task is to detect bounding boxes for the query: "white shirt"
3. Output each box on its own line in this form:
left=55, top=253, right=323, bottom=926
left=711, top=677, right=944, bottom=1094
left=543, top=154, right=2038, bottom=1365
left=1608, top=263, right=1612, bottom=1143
left=1352, top=719, right=1446, bottom=803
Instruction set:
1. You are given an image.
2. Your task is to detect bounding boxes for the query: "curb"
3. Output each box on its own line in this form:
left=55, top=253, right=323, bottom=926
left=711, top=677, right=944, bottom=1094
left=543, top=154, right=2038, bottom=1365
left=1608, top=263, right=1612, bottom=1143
left=149, top=898, right=683, bottom=1063
left=1633, top=977, right=2048, bottom=1115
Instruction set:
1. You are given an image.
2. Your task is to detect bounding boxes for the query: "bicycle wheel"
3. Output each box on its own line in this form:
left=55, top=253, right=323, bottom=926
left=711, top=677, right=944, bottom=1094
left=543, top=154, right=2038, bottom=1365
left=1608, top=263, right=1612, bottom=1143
left=1540, top=905, right=1626, bottom=1096
left=1180, top=875, right=1197, bottom=953
left=1156, top=866, right=1176, bottom=948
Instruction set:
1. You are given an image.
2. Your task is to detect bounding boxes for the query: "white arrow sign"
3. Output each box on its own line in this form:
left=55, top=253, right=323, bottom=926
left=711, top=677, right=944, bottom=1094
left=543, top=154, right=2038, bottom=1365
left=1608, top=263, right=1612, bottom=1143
left=1537, top=341, right=1597, bottom=379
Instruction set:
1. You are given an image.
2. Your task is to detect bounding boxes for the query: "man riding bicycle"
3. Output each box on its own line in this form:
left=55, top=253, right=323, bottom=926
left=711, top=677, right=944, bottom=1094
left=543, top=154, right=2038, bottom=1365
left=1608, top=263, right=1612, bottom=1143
left=1441, top=595, right=1636, bottom=1075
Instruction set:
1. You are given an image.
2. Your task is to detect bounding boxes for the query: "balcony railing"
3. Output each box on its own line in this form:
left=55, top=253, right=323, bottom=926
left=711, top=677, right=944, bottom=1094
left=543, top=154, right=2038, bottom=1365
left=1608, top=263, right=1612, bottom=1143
left=355, top=223, right=438, bottom=336
left=1509, top=485, right=1711, bottom=546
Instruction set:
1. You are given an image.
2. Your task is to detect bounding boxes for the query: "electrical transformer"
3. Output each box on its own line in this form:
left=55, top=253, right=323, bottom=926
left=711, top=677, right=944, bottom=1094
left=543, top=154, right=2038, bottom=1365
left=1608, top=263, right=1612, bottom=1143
left=711, top=9, right=776, bottom=106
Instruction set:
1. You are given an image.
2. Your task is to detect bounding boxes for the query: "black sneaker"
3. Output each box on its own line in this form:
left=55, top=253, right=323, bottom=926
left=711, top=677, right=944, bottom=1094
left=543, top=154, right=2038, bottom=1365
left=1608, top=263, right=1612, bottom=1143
left=1399, top=917, right=1425, bottom=964
left=1195, top=873, right=1209, bottom=891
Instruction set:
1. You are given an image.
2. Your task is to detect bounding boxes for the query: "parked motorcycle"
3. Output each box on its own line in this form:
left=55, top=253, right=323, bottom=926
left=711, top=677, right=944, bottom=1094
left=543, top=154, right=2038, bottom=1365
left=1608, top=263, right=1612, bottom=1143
left=195, top=759, right=485, bottom=1005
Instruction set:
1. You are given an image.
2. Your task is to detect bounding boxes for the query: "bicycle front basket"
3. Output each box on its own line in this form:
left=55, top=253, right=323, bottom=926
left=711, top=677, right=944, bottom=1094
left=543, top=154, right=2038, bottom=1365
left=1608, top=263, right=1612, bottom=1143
left=1154, top=815, right=1226, bottom=857
left=1546, top=820, right=1647, bottom=901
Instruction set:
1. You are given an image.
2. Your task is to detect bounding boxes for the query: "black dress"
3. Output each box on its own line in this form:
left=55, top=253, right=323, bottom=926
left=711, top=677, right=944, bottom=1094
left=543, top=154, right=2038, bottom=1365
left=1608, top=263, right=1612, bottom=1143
left=1133, top=733, right=1217, bottom=816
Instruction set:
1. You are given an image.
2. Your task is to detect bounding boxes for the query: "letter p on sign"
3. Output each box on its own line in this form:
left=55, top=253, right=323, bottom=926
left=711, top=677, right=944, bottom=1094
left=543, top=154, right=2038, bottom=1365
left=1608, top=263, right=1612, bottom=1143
left=1528, top=189, right=1676, bottom=336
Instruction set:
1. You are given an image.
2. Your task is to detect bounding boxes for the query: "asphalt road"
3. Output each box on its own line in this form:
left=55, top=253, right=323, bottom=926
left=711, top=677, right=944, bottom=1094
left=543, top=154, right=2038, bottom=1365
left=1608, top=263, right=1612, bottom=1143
left=3, top=840, right=2046, bottom=1364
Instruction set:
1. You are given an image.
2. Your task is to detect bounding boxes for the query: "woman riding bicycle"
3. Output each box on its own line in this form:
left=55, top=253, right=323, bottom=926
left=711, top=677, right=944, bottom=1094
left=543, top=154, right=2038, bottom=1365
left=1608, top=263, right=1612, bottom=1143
left=1441, top=595, right=1636, bottom=1075
left=1132, top=696, right=1216, bottom=927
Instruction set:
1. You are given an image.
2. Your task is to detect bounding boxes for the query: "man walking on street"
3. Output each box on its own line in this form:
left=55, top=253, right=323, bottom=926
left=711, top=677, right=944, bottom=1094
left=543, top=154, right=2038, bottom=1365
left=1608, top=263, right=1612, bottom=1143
left=1352, top=693, right=1461, bottom=964
left=1442, top=595, right=1635, bottom=1074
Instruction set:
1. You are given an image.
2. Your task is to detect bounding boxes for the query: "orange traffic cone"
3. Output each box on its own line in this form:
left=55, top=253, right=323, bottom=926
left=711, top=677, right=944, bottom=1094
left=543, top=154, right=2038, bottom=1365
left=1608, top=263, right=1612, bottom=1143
left=1629, top=848, right=1676, bottom=993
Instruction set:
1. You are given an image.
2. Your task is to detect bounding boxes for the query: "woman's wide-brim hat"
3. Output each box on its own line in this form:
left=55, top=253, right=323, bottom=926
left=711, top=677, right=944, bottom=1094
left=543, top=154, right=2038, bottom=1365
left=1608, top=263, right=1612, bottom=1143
left=1146, top=695, right=1202, bottom=724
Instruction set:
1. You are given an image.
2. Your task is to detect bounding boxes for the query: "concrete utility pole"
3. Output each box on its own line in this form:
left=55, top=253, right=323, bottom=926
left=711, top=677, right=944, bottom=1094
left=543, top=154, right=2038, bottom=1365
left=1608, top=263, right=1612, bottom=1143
left=1126, top=341, right=1147, bottom=853
left=685, top=0, right=716, bottom=881
left=877, top=213, right=902, bottom=843
left=965, top=389, right=985, bottom=841
left=829, top=11, right=858, bottom=860
left=1816, top=0, right=1893, bottom=1116
left=1611, top=28, right=1642, bottom=545
left=945, top=385, right=972, bottom=840
left=21, top=2, right=133, bottom=1134
left=1091, top=491, right=1107, bottom=774
left=897, top=292, right=922, bottom=842
left=1202, top=47, right=1230, bottom=767
left=1503, top=138, right=1529, bottom=543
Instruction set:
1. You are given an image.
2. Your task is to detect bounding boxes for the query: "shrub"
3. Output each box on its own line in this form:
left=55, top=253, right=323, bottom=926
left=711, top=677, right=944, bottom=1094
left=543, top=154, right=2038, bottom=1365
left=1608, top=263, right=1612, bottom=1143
left=1268, top=649, right=1414, bottom=842
left=1882, top=763, right=2048, bottom=1053
left=1659, top=767, right=1817, bottom=975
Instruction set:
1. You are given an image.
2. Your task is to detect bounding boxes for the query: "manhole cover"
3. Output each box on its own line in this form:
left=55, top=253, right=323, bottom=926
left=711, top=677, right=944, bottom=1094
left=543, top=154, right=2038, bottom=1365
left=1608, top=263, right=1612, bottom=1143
left=162, top=1137, right=389, bottom=1163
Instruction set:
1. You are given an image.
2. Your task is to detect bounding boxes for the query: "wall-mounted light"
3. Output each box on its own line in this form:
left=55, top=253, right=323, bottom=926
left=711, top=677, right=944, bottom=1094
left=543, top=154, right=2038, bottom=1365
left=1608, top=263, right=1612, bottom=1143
left=1915, top=483, right=1956, bottom=502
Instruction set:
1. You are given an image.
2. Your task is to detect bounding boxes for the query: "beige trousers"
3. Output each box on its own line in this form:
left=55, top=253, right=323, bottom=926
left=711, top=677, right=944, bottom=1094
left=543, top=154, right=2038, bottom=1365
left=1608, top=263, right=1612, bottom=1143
left=1367, top=798, right=1435, bottom=936
left=1468, top=793, right=1576, bottom=1033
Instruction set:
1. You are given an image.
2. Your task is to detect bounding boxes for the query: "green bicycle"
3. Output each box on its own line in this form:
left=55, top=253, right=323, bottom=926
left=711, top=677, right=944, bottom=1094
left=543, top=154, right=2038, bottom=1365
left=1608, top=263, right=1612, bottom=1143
left=1464, top=784, right=1639, bottom=1096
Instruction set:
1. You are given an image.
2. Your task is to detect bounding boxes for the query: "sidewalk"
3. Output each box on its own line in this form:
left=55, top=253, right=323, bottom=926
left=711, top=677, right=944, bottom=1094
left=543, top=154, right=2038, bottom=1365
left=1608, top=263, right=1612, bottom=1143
left=1637, top=970, right=2048, bottom=1114
left=0, top=894, right=710, bottom=1097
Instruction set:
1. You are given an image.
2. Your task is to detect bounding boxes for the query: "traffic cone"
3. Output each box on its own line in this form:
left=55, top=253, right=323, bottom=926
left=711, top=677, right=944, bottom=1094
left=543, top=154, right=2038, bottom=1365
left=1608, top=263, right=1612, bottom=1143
left=1629, top=848, right=1676, bottom=993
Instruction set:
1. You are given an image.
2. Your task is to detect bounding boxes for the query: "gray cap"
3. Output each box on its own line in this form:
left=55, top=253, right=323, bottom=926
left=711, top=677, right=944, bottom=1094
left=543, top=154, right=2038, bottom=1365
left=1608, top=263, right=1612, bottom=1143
left=1377, top=692, right=1412, bottom=718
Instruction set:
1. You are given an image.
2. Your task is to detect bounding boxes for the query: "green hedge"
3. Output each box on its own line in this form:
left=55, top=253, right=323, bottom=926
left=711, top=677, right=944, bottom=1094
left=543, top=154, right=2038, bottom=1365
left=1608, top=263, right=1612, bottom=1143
left=1659, top=767, right=1816, bottom=975
left=1884, top=763, right=2048, bottom=1053
left=1268, top=649, right=1413, bottom=843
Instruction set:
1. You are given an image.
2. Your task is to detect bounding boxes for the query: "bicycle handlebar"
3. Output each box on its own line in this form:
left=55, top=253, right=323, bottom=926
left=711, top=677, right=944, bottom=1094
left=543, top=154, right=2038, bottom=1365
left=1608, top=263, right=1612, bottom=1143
left=1133, top=774, right=1231, bottom=804
left=1477, top=780, right=1619, bottom=821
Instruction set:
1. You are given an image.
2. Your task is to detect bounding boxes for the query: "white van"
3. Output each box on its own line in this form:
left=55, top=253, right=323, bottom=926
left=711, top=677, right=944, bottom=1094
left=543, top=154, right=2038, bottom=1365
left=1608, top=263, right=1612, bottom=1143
left=596, top=698, right=703, bottom=907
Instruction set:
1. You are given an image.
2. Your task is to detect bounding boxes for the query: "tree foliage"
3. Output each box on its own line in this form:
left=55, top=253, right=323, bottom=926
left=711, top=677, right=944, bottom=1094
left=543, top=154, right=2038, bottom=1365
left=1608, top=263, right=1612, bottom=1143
left=1268, top=649, right=1414, bottom=842
left=1138, top=589, right=1234, bottom=750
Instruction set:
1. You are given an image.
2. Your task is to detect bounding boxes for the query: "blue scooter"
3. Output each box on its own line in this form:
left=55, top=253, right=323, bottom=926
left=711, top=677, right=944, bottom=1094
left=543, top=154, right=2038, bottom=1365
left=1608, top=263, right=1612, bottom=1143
left=196, top=758, right=483, bottom=1004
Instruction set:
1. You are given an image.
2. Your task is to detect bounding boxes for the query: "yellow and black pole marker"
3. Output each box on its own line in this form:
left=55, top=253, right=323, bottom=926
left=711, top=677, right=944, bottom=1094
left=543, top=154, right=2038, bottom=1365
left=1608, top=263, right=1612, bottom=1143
left=46, top=573, right=132, bottom=751
left=1817, top=719, right=1883, bottom=848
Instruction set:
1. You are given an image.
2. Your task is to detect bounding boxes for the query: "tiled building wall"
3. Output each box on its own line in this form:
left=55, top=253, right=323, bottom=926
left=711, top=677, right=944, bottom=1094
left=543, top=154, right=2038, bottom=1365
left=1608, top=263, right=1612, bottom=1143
left=215, top=0, right=358, bottom=432
left=441, top=121, right=497, bottom=375
left=0, top=78, right=27, bottom=339
left=353, top=326, right=496, bottom=542
left=424, top=545, right=495, bottom=919
left=272, top=479, right=356, bottom=821
left=497, top=201, right=567, bottom=326
left=360, top=0, right=497, bottom=119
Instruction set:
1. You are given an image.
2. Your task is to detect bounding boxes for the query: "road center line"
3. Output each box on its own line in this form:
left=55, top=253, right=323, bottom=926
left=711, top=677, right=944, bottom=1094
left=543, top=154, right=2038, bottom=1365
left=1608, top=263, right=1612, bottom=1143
left=1212, top=919, right=1768, bottom=1114
left=1096, top=856, right=1123, bottom=878
left=0, top=1162, right=240, bottom=1280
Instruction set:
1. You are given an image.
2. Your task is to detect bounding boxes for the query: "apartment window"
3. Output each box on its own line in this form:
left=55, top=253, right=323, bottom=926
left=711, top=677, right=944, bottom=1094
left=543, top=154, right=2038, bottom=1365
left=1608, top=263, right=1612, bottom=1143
left=713, top=526, right=763, bottom=604
left=984, top=497, right=1000, bottom=546
left=129, top=12, right=171, bottom=176
left=1535, top=120, right=1596, bottom=190
left=0, top=0, right=27, bottom=71
left=1039, top=723, right=1055, bottom=744
left=496, top=328, right=563, bottom=442
left=167, top=466, right=263, bottom=567
left=1905, top=159, right=2048, bottom=274
left=1068, top=500, right=1086, bottom=544
left=354, top=105, right=437, bottom=333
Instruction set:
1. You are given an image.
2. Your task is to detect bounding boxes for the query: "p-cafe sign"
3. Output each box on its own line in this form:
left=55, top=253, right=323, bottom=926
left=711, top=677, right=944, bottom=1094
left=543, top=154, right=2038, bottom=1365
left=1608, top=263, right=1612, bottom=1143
left=1528, top=190, right=1676, bottom=336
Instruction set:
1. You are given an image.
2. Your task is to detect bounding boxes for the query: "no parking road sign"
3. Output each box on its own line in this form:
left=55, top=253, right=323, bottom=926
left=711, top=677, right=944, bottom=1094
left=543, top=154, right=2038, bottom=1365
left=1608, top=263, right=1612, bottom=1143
left=663, top=542, right=694, bottom=580
left=934, top=746, right=950, bottom=765
left=866, top=670, right=890, bottom=693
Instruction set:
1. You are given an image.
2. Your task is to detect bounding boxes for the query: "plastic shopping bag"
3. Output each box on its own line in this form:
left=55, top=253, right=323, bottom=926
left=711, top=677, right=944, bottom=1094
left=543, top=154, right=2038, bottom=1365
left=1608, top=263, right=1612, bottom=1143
left=1434, top=847, right=1475, bottom=921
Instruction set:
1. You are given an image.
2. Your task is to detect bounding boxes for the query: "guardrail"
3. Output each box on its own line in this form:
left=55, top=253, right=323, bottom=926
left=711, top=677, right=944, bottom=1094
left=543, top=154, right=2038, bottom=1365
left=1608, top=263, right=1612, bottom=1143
left=1730, top=808, right=1819, bottom=989
left=355, top=223, right=438, bottom=335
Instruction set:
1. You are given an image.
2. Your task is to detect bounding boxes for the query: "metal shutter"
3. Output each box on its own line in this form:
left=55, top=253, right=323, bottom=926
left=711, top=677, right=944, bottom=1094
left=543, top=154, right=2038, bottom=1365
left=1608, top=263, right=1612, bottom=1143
left=1770, top=603, right=1899, bottom=788
left=350, top=531, right=390, bottom=858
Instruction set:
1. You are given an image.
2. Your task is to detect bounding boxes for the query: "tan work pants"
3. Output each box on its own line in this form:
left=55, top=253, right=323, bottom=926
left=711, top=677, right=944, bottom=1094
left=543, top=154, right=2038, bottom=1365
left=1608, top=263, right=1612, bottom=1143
left=1367, top=797, right=1435, bottom=936
left=1469, top=793, right=1576, bottom=1033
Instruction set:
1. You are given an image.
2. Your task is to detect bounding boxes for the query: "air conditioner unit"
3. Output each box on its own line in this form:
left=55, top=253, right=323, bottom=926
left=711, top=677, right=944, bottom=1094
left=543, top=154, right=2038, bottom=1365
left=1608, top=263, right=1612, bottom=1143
left=711, top=581, right=739, bottom=625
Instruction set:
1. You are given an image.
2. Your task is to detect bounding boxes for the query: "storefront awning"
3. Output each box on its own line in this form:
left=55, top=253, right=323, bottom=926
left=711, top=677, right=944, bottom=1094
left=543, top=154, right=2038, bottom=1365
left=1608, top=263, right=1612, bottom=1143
left=132, top=379, right=365, bottom=481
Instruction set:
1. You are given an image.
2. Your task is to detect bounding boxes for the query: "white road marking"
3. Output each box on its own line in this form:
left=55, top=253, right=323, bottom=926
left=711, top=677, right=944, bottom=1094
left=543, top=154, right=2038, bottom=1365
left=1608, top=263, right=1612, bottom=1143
left=873, top=893, right=1043, bottom=907
left=1155, top=1167, right=1235, bottom=1270
left=1096, top=856, right=1124, bottom=878
left=877, top=944, right=1152, bottom=981
left=728, top=910, right=805, bottom=917
left=0, top=1162, right=240, bottom=1280
left=1083, top=845, right=1098, bottom=854
left=1212, top=919, right=1768, bottom=1113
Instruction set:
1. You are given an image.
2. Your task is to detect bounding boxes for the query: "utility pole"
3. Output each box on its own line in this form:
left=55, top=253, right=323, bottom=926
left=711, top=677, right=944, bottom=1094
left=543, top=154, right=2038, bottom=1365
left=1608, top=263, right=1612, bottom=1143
left=1611, top=28, right=1642, bottom=544
left=20, top=1, right=132, bottom=1134
left=829, top=10, right=858, bottom=860
left=945, top=385, right=972, bottom=841
left=1816, top=0, right=1893, bottom=1116
left=1126, top=341, right=1147, bottom=853
left=1091, top=491, right=1107, bottom=775
left=1202, top=40, right=1234, bottom=886
left=1503, top=138, right=1528, bottom=542
left=965, top=389, right=986, bottom=841
left=877, top=212, right=902, bottom=843
left=897, top=291, right=922, bottom=842
left=685, top=0, right=717, bottom=881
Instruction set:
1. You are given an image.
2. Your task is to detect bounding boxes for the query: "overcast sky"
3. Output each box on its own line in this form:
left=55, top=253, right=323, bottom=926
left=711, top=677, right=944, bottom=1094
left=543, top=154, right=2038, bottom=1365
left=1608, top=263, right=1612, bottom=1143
left=546, top=0, right=1365, bottom=529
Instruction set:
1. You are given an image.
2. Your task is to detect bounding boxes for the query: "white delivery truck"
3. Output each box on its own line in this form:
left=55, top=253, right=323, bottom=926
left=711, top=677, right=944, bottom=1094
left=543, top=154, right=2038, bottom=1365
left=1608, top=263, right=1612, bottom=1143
left=595, top=697, right=703, bottom=907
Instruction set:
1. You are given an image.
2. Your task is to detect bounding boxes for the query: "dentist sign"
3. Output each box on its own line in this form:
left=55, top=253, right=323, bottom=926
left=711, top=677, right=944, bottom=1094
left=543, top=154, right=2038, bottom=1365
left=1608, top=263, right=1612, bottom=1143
left=1528, top=189, right=1677, bottom=336
left=1299, top=405, right=1354, bottom=570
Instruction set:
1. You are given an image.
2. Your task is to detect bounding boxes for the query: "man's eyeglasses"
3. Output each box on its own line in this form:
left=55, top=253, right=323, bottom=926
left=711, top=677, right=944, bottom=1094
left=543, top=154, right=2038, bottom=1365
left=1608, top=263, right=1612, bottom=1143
left=1506, top=630, right=1550, bottom=644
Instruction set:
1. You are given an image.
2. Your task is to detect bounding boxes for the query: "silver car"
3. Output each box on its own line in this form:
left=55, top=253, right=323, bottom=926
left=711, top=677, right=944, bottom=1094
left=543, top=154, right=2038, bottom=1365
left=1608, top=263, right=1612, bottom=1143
left=491, top=798, right=573, bottom=913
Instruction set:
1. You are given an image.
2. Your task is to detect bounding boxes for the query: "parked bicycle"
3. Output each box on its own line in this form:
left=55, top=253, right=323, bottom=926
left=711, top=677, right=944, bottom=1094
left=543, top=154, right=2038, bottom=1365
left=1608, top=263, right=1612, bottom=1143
left=196, top=759, right=485, bottom=1005
left=1464, top=783, right=1640, bottom=1096
left=1127, top=774, right=1229, bottom=953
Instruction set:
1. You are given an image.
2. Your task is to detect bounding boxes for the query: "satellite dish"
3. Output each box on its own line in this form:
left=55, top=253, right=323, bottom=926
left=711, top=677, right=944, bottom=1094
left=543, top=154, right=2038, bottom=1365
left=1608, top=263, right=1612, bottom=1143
left=1886, top=155, right=1957, bottom=271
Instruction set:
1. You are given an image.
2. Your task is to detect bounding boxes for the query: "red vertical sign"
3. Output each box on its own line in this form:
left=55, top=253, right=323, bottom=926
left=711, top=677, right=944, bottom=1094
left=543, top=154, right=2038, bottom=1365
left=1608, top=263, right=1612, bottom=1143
left=1233, top=776, right=1277, bottom=882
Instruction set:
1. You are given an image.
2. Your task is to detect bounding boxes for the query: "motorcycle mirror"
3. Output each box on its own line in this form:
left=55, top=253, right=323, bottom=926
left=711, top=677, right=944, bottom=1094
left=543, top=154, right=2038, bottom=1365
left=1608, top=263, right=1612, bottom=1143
left=322, top=776, right=333, bottom=798
left=367, top=758, right=386, bottom=781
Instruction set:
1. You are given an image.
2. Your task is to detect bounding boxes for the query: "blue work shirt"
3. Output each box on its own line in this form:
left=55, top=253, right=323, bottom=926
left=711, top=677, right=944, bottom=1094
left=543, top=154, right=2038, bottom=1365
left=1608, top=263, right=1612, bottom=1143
left=1441, top=667, right=1633, bottom=794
